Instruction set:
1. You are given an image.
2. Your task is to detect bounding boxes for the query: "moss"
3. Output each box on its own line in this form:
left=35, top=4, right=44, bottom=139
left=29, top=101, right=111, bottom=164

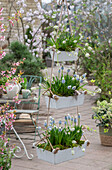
left=37, top=140, right=85, bottom=152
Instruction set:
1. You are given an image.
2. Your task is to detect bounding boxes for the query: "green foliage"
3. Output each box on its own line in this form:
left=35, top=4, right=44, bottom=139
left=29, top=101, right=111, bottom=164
left=47, top=31, right=81, bottom=52
left=44, top=68, right=87, bottom=96
left=80, top=41, right=112, bottom=101
left=80, top=41, right=112, bottom=76
left=92, top=99, right=112, bottom=128
left=0, top=41, right=45, bottom=76
left=37, top=115, right=84, bottom=151
left=20, top=77, right=27, bottom=89
left=48, top=125, right=83, bottom=149
left=0, top=77, right=7, bottom=86
left=95, top=64, right=112, bottom=102
left=0, top=138, right=16, bottom=170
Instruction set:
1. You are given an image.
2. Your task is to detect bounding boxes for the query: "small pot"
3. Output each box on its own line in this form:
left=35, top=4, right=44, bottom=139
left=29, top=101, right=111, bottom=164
left=22, top=89, right=31, bottom=99
left=99, top=126, right=112, bottom=146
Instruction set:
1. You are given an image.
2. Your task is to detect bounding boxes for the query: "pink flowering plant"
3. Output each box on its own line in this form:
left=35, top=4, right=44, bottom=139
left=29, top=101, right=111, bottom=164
left=0, top=103, right=16, bottom=170
left=0, top=103, right=16, bottom=131
left=0, top=7, right=14, bottom=60
left=0, top=7, right=6, bottom=60
left=0, top=137, right=16, bottom=170
left=0, top=59, right=25, bottom=93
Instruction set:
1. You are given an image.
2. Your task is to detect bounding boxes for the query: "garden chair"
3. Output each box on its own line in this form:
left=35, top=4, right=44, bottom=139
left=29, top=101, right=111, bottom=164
left=8, top=75, right=42, bottom=141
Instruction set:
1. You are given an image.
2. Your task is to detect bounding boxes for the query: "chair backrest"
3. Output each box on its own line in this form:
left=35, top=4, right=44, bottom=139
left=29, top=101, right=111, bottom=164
left=19, top=75, right=42, bottom=110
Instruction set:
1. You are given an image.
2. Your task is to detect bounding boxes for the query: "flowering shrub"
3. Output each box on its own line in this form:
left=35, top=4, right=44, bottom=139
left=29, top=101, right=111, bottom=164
left=37, top=113, right=85, bottom=152
left=0, top=41, right=45, bottom=76
left=0, top=137, right=16, bottom=170
left=44, top=67, right=87, bottom=97
left=0, top=103, right=16, bottom=170
left=0, top=7, right=6, bottom=60
left=92, top=99, right=112, bottom=129
left=0, top=103, right=16, bottom=130
left=0, top=59, right=25, bottom=93
left=80, top=40, right=112, bottom=101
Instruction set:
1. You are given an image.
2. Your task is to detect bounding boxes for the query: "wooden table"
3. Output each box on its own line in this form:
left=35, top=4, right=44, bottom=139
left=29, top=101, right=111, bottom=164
left=0, top=94, right=32, bottom=104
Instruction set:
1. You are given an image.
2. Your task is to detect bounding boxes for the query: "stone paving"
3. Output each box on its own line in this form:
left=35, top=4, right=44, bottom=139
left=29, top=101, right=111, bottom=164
left=10, top=66, right=112, bottom=170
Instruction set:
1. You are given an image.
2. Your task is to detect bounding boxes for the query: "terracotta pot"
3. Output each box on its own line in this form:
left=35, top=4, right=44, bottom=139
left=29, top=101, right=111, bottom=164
left=99, top=126, right=112, bottom=146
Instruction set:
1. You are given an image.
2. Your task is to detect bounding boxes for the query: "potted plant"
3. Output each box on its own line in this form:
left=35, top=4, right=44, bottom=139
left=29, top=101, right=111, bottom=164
left=92, top=99, right=112, bottom=146
left=47, top=31, right=81, bottom=62
left=20, top=77, right=31, bottom=99
left=43, top=67, right=87, bottom=109
left=34, top=114, right=89, bottom=164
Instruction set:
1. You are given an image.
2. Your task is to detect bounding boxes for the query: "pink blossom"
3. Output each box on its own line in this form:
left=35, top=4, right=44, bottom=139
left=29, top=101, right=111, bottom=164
left=0, top=24, right=4, bottom=28
left=5, top=82, right=9, bottom=87
left=2, top=87, right=6, bottom=92
left=2, top=51, right=6, bottom=56
left=0, top=166, right=3, bottom=170
left=16, top=62, right=20, bottom=66
left=0, top=17, right=4, bottom=21
left=0, top=8, right=3, bottom=13
left=6, top=75, right=9, bottom=78
left=1, top=28, right=5, bottom=32
left=0, top=54, right=3, bottom=59
left=9, top=19, right=14, bottom=26
left=1, top=71, right=5, bottom=75
left=0, top=36, right=5, bottom=41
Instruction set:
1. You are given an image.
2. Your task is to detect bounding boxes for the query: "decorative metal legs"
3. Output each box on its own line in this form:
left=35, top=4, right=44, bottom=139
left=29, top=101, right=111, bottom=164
left=12, top=126, right=33, bottom=160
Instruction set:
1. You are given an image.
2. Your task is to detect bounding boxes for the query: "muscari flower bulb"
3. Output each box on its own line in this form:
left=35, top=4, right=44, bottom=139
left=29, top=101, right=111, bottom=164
left=62, top=77, right=65, bottom=84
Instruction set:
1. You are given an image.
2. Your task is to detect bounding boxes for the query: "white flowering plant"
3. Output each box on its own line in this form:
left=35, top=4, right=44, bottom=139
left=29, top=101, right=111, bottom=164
left=37, top=113, right=86, bottom=152
left=47, top=31, right=82, bottom=52
left=44, top=67, right=87, bottom=97
left=92, top=99, right=112, bottom=129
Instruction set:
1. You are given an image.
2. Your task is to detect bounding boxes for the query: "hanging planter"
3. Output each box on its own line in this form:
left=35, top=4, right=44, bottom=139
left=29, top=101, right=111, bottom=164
left=36, top=140, right=88, bottom=164
left=50, top=48, right=79, bottom=62
left=33, top=114, right=89, bottom=164
left=45, top=92, right=85, bottom=109
left=43, top=67, right=88, bottom=109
